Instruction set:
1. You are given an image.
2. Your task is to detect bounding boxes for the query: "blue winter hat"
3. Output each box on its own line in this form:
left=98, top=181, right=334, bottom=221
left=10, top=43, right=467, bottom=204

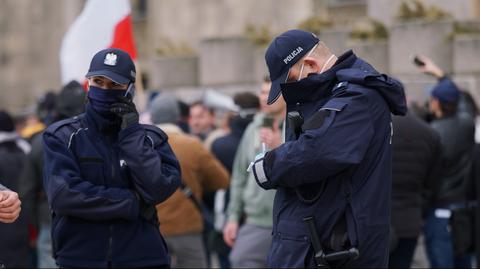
left=85, top=48, right=136, bottom=84
left=431, top=78, right=460, bottom=104
left=265, top=29, right=320, bottom=105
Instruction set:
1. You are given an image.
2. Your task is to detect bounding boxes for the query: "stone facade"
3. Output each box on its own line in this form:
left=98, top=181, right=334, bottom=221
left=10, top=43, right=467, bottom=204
left=368, top=0, right=480, bottom=26
left=0, top=0, right=84, bottom=112
left=1, top=0, right=480, bottom=112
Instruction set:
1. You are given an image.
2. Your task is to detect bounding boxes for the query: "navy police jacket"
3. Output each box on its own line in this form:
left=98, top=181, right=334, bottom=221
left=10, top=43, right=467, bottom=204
left=42, top=104, right=181, bottom=268
left=252, top=51, right=407, bottom=268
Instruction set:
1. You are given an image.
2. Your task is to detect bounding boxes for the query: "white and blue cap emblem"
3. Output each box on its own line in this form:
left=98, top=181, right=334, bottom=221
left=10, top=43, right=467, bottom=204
left=104, top=53, right=118, bottom=66
left=86, top=48, right=136, bottom=84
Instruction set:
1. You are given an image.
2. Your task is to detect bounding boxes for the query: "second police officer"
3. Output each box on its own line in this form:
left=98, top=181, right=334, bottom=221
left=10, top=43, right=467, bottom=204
left=42, top=48, right=181, bottom=268
left=251, top=29, right=407, bottom=268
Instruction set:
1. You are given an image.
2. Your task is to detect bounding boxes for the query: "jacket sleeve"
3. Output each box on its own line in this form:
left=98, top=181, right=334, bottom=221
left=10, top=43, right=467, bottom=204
left=0, top=183, right=7, bottom=191
left=43, top=131, right=140, bottom=221
left=196, top=142, right=229, bottom=192
left=226, top=126, right=253, bottom=222
left=253, top=94, right=375, bottom=189
left=118, top=124, right=181, bottom=205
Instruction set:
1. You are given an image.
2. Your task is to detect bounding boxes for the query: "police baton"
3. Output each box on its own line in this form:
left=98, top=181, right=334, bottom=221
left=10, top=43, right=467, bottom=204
left=304, top=216, right=330, bottom=268
left=303, top=216, right=360, bottom=268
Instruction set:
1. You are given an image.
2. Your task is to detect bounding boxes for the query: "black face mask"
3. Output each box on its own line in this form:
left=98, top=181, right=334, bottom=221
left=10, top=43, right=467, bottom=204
left=280, top=72, right=336, bottom=105
left=87, top=86, right=127, bottom=119
left=280, top=50, right=359, bottom=105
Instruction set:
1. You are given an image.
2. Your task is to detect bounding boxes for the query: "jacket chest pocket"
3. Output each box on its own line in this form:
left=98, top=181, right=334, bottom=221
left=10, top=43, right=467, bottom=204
left=78, top=157, right=106, bottom=185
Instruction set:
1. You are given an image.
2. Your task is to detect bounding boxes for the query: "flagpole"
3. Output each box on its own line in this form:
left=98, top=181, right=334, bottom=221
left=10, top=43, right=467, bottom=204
left=134, top=60, right=147, bottom=113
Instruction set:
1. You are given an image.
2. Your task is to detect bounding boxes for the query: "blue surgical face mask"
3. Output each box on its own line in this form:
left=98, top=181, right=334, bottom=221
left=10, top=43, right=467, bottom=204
left=87, top=86, right=127, bottom=118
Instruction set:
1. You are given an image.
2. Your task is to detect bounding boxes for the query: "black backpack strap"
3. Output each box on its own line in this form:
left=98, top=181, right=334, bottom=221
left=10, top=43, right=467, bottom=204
left=179, top=182, right=214, bottom=225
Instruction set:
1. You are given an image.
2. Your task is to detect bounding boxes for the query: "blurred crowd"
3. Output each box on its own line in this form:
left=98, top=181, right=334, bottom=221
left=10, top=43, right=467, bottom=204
left=0, top=55, right=479, bottom=269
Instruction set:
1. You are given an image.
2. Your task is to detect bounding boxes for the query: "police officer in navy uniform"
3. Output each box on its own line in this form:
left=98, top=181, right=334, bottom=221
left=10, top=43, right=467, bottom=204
left=42, top=48, right=181, bottom=268
left=250, top=30, right=407, bottom=268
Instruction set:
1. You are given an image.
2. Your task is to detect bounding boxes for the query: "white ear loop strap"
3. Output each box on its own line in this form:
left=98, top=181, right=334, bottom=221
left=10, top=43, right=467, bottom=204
left=320, top=54, right=336, bottom=73
left=297, top=43, right=319, bottom=81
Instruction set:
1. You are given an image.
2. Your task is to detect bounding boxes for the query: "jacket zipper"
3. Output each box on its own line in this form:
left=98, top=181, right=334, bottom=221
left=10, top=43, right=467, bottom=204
left=105, top=136, right=115, bottom=265
left=107, top=225, right=113, bottom=264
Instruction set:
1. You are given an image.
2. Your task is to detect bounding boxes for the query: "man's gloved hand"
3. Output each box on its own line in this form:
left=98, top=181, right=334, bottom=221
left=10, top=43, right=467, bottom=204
left=140, top=202, right=158, bottom=226
left=134, top=191, right=158, bottom=226
left=110, top=96, right=139, bottom=130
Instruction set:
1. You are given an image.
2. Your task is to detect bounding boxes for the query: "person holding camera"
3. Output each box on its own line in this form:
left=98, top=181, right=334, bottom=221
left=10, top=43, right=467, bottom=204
left=415, top=55, right=475, bottom=268
left=223, top=77, right=286, bottom=268
left=250, top=29, right=407, bottom=268
left=42, top=48, right=181, bottom=268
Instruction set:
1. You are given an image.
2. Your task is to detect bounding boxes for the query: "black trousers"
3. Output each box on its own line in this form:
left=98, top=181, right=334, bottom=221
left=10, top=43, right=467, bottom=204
left=388, top=237, right=418, bottom=269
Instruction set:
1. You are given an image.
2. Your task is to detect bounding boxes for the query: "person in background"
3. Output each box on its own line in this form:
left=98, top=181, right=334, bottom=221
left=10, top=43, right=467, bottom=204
left=19, top=80, right=86, bottom=268
left=211, top=91, right=260, bottom=173
left=0, top=110, right=30, bottom=268
left=0, top=180, right=23, bottom=269
left=210, top=91, right=260, bottom=268
left=223, top=78, right=286, bottom=268
left=189, top=101, right=217, bottom=141
left=178, top=100, right=191, bottom=134
left=189, top=100, right=227, bottom=266
left=416, top=55, right=475, bottom=268
left=149, top=93, right=229, bottom=268
left=19, top=91, right=58, bottom=141
left=389, top=111, right=442, bottom=268
left=36, top=91, right=57, bottom=127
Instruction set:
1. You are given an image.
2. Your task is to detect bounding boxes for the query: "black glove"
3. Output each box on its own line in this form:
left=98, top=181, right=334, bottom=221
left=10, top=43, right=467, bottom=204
left=110, top=96, right=139, bottom=130
left=134, top=191, right=159, bottom=226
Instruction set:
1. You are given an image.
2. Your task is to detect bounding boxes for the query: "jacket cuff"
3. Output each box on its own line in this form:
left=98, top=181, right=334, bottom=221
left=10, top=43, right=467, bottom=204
left=227, top=214, right=240, bottom=223
left=252, top=156, right=275, bottom=190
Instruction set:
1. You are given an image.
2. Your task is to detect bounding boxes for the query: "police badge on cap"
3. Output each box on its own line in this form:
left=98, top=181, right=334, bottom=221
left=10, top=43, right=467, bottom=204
left=104, top=53, right=118, bottom=66
left=86, top=48, right=137, bottom=84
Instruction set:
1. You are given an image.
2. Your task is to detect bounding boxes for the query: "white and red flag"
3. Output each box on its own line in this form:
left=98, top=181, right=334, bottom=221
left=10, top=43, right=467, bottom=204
left=60, top=0, right=137, bottom=85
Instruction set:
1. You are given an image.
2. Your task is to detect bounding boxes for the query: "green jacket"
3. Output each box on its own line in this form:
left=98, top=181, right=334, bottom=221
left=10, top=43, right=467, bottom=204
left=227, top=113, right=279, bottom=228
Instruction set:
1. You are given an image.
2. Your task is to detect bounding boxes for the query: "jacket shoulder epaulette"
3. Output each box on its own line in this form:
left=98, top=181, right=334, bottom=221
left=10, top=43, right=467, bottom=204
left=44, top=115, right=84, bottom=139
left=142, top=124, right=168, bottom=146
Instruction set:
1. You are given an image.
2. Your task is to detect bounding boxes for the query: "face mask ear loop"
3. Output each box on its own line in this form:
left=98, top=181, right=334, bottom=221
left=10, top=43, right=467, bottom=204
left=297, top=63, right=306, bottom=82
left=320, top=54, right=336, bottom=74
left=297, top=43, right=319, bottom=81
left=125, top=83, right=135, bottom=98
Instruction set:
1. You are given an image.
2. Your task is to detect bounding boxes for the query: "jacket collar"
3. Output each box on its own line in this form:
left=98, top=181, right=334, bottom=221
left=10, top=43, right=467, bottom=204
left=84, top=104, right=120, bottom=134
left=280, top=50, right=357, bottom=105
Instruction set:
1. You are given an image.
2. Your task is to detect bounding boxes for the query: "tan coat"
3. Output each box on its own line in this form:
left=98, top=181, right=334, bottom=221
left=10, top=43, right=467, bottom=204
left=155, top=124, right=229, bottom=236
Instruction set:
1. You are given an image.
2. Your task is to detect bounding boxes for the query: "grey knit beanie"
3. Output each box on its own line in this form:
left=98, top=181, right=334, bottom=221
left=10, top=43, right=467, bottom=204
left=149, top=93, right=180, bottom=125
